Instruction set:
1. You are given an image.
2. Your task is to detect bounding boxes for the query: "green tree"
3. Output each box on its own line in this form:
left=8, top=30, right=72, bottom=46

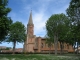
left=45, top=35, right=53, bottom=54
left=0, top=0, right=12, bottom=42
left=7, top=21, right=26, bottom=54
left=46, top=13, right=70, bottom=55
left=66, top=0, right=80, bottom=54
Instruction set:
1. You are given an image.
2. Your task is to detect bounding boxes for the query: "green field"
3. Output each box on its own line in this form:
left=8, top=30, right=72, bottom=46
left=0, top=54, right=80, bottom=60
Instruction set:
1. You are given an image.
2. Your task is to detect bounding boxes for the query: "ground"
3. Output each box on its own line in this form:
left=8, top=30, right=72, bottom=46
left=0, top=54, right=80, bottom=60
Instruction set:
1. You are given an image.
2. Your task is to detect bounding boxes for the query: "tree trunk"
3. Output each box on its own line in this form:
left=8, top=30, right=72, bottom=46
left=62, top=43, right=64, bottom=54
left=49, top=47, right=50, bottom=55
left=13, top=40, right=16, bottom=54
left=77, top=42, right=79, bottom=54
left=73, top=42, right=76, bottom=54
left=54, top=35, right=58, bottom=55
left=73, top=45, right=75, bottom=54
left=49, top=46, right=51, bottom=55
left=60, top=42, right=62, bottom=54
left=23, top=42, right=26, bottom=53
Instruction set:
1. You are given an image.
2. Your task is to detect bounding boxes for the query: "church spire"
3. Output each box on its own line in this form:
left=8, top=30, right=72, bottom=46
left=28, top=10, right=33, bottom=25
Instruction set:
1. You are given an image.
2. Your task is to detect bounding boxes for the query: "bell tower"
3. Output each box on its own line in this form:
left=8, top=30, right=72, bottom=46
left=27, top=10, right=34, bottom=36
left=24, top=10, right=36, bottom=53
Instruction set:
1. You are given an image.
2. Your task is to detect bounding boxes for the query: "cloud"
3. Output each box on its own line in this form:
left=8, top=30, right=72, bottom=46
left=8, top=0, right=70, bottom=37
left=3, top=0, right=71, bottom=48
left=33, top=11, right=47, bottom=37
left=19, top=0, right=53, bottom=37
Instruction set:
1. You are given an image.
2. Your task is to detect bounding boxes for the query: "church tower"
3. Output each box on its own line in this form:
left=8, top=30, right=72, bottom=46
left=27, top=10, right=34, bottom=36
left=24, top=11, right=36, bottom=53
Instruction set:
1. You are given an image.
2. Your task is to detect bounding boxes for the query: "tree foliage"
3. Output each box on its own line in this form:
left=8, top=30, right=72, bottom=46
left=66, top=0, right=80, bottom=54
left=66, top=0, right=80, bottom=41
left=7, top=21, right=26, bottom=54
left=46, top=13, right=70, bottom=55
left=0, top=0, right=12, bottom=42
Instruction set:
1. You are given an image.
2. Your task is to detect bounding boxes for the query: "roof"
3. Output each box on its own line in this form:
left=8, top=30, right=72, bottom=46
left=28, top=10, right=33, bottom=25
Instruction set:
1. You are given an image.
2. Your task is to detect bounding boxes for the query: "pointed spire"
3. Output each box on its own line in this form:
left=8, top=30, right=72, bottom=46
left=28, top=10, right=33, bottom=25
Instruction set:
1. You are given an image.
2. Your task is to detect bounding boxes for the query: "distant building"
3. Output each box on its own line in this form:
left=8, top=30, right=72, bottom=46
left=0, top=46, right=6, bottom=49
left=24, top=11, right=74, bottom=53
left=15, top=48, right=23, bottom=52
left=1, top=48, right=23, bottom=53
left=0, top=46, right=11, bottom=52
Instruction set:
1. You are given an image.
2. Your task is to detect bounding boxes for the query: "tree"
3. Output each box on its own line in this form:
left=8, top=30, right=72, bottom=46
left=0, top=0, right=12, bottom=42
left=7, top=21, right=26, bottom=54
left=66, top=0, right=80, bottom=54
left=45, top=35, right=53, bottom=54
left=46, top=13, right=70, bottom=55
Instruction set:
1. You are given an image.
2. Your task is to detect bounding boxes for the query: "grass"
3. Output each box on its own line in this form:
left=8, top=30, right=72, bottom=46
left=0, top=54, right=80, bottom=60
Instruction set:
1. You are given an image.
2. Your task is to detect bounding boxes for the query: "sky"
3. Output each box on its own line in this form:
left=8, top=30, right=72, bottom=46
left=0, top=0, right=71, bottom=48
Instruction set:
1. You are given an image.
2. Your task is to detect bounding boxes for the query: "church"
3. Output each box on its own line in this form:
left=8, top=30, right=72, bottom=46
left=23, top=11, right=74, bottom=53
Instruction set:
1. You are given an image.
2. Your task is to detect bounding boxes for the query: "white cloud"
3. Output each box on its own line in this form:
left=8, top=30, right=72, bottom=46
left=3, top=0, right=70, bottom=48
left=9, top=0, right=70, bottom=37
left=18, top=0, right=51, bottom=37
left=33, top=12, right=46, bottom=36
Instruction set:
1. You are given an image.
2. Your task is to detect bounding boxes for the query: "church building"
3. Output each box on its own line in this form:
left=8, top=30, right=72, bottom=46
left=24, top=11, right=74, bottom=53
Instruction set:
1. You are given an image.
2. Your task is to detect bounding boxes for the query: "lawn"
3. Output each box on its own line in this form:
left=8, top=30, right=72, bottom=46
left=0, top=54, right=80, bottom=60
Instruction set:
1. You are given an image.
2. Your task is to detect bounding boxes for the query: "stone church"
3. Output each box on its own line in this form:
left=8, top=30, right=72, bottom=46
left=24, top=11, right=74, bottom=53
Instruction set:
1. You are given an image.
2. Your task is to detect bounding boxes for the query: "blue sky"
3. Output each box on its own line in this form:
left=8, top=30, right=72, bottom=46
left=0, top=0, right=71, bottom=48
